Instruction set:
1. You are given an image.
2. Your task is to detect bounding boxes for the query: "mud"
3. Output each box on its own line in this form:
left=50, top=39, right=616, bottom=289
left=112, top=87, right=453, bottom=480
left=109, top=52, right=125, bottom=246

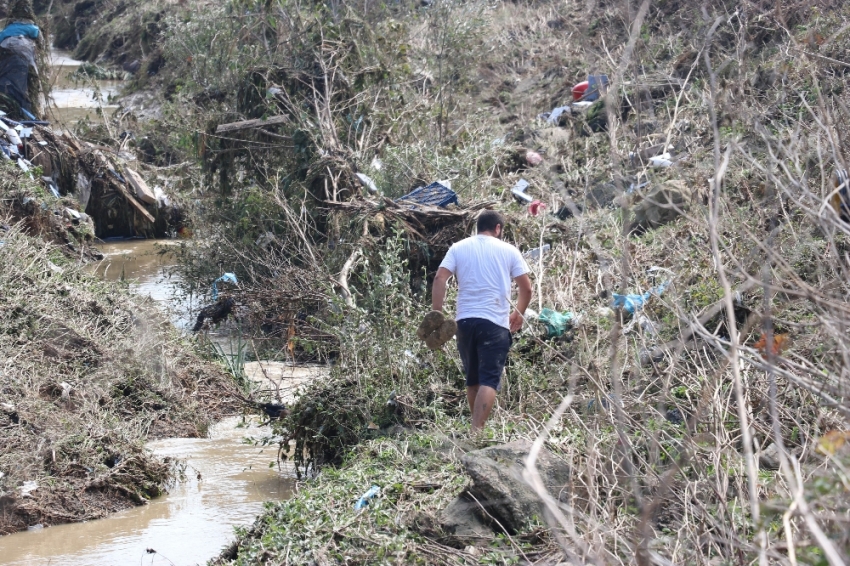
left=0, top=417, right=295, bottom=566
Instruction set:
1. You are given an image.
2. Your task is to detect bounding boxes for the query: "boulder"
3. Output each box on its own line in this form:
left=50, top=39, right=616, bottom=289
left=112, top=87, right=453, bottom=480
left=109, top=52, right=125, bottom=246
left=459, top=440, right=571, bottom=533
left=629, top=180, right=691, bottom=233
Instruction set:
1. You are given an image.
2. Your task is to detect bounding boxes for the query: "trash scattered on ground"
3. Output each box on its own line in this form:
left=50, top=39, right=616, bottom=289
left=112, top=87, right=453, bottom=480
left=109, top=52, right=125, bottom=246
left=211, top=272, right=238, bottom=300
left=356, top=172, right=379, bottom=194
left=355, top=485, right=381, bottom=510
left=572, top=74, right=609, bottom=102
left=539, top=308, right=575, bottom=338
left=538, top=105, right=571, bottom=125
left=525, top=150, right=542, bottom=166
left=523, top=243, right=550, bottom=260
left=528, top=200, right=546, bottom=216
left=753, top=333, right=790, bottom=358
left=629, top=144, right=667, bottom=165
left=19, top=480, right=38, bottom=496
left=648, top=153, right=673, bottom=168
left=397, top=181, right=458, bottom=208
left=612, top=281, right=669, bottom=314
left=554, top=203, right=582, bottom=219
left=511, top=179, right=532, bottom=203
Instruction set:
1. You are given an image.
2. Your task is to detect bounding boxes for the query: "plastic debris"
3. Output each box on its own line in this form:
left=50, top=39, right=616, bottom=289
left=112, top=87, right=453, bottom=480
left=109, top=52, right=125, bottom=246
left=64, top=207, right=80, bottom=220
left=539, top=105, right=571, bottom=124
left=539, top=308, right=575, bottom=338
left=355, top=485, right=381, bottom=510
left=523, top=243, right=550, bottom=260
left=528, top=200, right=546, bottom=216
left=356, top=172, right=379, bottom=194
left=370, top=156, right=383, bottom=170
left=525, top=150, right=543, bottom=166
left=211, top=272, right=238, bottom=300
left=649, top=153, right=673, bottom=168
left=511, top=179, right=533, bottom=203
left=19, top=480, right=38, bottom=496
left=27, top=524, right=43, bottom=531
left=572, top=74, right=609, bottom=102
left=397, top=181, right=458, bottom=208
left=611, top=281, right=669, bottom=314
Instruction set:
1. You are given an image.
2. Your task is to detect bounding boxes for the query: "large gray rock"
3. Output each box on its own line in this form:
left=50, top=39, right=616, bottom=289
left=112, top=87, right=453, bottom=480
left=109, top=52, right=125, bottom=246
left=459, top=440, right=571, bottom=533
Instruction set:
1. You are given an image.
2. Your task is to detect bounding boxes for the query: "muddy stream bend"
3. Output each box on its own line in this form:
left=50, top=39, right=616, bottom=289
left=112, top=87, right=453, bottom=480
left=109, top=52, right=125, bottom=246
left=0, top=58, right=315, bottom=566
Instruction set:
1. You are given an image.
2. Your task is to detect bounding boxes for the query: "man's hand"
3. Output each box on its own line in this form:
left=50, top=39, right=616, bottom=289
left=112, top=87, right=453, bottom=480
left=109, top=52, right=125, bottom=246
left=509, top=310, right=524, bottom=333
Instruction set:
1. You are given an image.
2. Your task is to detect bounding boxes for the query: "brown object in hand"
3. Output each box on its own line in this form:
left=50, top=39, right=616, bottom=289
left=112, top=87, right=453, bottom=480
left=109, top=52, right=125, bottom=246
left=418, top=311, right=457, bottom=350
left=417, top=310, right=445, bottom=340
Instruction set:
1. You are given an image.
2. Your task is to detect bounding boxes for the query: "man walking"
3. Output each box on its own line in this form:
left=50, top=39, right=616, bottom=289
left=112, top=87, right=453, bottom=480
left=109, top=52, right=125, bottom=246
left=431, top=210, right=532, bottom=433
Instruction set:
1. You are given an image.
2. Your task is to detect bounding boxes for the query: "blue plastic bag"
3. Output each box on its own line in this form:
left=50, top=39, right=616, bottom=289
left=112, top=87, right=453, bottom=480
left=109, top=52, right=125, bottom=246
left=211, top=272, right=238, bottom=300
left=611, top=281, right=669, bottom=314
left=354, top=485, right=381, bottom=510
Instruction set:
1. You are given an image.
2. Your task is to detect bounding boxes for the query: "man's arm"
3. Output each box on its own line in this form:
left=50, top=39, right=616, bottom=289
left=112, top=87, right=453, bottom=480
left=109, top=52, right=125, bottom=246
left=509, top=273, right=533, bottom=332
left=431, top=267, right=453, bottom=312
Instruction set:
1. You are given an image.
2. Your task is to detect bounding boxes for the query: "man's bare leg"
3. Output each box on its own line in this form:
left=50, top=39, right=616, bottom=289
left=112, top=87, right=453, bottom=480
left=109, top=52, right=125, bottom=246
left=466, top=385, right=479, bottom=415
left=471, top=385, right=497, bottom=432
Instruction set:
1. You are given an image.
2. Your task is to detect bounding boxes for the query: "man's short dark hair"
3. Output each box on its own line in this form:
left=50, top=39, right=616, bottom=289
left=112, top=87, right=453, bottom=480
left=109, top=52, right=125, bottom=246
left=477, top=210, right=506, bottom=233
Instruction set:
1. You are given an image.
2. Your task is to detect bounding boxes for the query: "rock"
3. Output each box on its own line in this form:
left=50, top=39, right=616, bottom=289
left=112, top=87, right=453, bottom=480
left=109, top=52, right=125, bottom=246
left=629, top=180, right=691, bottom=233
left=460, top=440, right=571, bottom=533
left=439, top=495, right=494, bottom=542
left=759, top=443, right=780, bottom=470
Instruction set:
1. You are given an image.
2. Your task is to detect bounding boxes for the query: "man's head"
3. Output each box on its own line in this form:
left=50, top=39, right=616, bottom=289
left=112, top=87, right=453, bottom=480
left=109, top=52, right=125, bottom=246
left=477, top=210, right=506, bottom=238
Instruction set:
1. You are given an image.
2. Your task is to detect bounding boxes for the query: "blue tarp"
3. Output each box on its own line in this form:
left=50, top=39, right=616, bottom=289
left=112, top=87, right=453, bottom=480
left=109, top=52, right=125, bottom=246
left=0, top=23, right=39, bottom=44
left=397, top=181, right=458, bottom=208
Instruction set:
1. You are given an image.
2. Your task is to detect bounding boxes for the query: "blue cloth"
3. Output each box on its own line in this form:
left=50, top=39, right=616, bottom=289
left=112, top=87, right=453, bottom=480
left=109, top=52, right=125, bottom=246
left=0, top=23, right=39, bottom=44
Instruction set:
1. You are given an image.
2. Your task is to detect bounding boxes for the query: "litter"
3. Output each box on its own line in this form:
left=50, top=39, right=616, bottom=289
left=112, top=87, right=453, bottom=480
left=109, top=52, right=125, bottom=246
left=354, top=485, right=381, bottom=510
left=525, top=150, right=543, bottom=166
left=626, top=181, right=650, bottom=194
left=611, top=281, right=669, bottom=314
left=19, top=480, right=38, bottom=496
left=370, top=156, right=383, bottom=170
left=539, top=308, right=575, bottom=338
left=523, top=243, right=550, bottom=260
left=649, top=153, right=673, bottom=168
left=64, top=207, right=80, bottom=220
left=528, top=200, right=546, bottom=216
left=356, top=172, right=379, bottom=194
left=211, top=272, right=238, bottom=300
left=511, top=179, right=533, bottom=203
left=572, top=74, right=609, bottom=102
left=397, top=181, right=458, bottom=208
left=539, top=105, right=571, bottom=125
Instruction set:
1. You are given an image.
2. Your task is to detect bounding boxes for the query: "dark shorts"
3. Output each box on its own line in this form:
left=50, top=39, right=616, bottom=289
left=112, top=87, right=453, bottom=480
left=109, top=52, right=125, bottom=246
left=456, top=318, right=512, bottom=391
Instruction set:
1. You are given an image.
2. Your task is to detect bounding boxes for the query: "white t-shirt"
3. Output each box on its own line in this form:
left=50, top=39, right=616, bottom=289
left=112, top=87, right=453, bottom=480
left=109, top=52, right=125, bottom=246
left=439, top=235, right=529, bottom=329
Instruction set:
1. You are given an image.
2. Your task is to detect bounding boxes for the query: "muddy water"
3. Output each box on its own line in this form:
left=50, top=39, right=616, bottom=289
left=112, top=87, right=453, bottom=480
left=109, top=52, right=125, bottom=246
left=48, top=49, right=122, bottom=125
left=90, top=239, right=193, bottom=327
left=0, top=417, right=294, bottom=566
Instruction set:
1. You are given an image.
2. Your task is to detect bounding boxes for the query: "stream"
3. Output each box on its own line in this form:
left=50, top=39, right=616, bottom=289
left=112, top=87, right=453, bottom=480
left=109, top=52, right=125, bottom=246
left=0, top=52, right=315, bottom=566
